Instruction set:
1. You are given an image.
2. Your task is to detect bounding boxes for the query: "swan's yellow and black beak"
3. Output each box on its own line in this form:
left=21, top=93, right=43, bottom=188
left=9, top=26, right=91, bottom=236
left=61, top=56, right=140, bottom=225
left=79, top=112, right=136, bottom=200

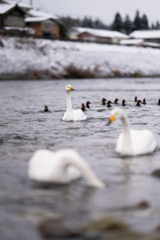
left=107, top=115, right=115, bottom=125
left=69, top=86, right=74, bottom=91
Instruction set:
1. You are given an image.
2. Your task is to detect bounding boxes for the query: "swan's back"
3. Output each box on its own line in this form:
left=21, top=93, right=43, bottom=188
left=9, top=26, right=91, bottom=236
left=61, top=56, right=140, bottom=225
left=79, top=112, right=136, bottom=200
left=131, top=129, right=156, bottom=155
left=116, top=129, right=156, bottom=156
left=28, top=149, right=81, bottom=183
left=28, top=150, right=58, bottom=182
left=73, top=109, right=86, bottom=120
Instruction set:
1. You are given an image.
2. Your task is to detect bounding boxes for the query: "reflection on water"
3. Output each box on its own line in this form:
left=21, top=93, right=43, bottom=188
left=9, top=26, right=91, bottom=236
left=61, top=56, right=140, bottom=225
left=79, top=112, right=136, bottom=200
left=1, top=78, right=160, bottom=234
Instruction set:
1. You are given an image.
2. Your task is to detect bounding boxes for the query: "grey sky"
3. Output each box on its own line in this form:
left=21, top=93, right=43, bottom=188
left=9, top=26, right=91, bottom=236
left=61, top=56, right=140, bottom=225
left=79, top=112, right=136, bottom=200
left=19, top=0, right=160, bottom=26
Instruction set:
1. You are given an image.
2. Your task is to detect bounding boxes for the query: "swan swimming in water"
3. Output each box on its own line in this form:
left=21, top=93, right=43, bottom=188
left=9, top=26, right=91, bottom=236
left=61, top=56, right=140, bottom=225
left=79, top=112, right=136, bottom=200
left=108, top=108, right=156, bottom=156
left=63, top=85, right=86, bottom=121
left=28, top=149, right=105, bottom=188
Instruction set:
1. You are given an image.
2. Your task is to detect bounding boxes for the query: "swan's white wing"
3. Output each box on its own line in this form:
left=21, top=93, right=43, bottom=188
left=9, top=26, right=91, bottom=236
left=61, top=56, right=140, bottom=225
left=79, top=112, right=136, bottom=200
left=115, top=129, right=156, bottom=155
left=73, top=109, right=86, bottom=121
left=28, top=150, right=58, bottom=182
left=131, top=129, right=156, bottom=155
left=67, top=166, right=82, bottom=181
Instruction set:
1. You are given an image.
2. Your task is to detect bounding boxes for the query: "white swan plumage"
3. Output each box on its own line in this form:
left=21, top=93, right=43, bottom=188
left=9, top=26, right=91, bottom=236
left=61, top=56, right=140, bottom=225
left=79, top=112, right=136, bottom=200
left=109, top=108, right=156, bottom=156
left=28, top=149, right=105, bottom=188
left=63, top=85, right=86, bottom=121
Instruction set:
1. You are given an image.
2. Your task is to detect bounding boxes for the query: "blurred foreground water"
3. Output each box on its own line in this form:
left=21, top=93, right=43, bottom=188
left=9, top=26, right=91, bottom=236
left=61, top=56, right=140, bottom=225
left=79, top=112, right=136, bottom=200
left=1, top=78, right=160, bottom=239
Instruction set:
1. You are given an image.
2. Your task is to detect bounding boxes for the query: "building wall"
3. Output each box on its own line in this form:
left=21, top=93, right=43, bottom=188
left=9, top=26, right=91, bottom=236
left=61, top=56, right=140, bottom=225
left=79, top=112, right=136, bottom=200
left=30, top=23, right=43, bottom=36
left=3, top=8, right=25, bottom=27
left=27, top=21, right=60, bottom=38
left=78, top=32, right=96, bottom=41
left=145, top=38, right=160, bottom=43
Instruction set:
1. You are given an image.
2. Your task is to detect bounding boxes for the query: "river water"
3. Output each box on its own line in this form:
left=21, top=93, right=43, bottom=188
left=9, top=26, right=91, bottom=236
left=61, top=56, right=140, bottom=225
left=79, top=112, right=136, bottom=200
left=1, top=78, right=160, bottom=239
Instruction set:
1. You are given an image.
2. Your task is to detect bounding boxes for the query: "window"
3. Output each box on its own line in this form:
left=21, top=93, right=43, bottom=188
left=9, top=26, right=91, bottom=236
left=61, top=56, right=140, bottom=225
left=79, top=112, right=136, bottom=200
left=44, top=24, right=51, bottom=30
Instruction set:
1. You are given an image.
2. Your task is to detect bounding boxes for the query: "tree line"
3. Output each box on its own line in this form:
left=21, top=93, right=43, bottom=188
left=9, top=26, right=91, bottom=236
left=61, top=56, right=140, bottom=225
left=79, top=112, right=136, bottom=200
left=59, top=10, right=160, bottom=36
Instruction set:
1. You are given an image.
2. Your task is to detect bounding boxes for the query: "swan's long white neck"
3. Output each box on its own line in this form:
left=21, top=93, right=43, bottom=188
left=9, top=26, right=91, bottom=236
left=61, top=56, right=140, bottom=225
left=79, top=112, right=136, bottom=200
left=121, top=114, right=133, bottom=155
left=66, top=91, right=73, bottom=112
left=59, top=151, right=104, bottom=188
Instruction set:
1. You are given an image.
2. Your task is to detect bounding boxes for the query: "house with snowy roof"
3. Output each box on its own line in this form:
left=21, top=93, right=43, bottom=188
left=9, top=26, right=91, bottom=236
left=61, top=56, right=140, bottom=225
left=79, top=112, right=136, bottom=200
left=69, top=27, right=129, bottom=44
left=25, top=9, right=60, bottom=39
left=0, top=0, right=61, bottom=38
left=130, top=30, right=160, bottom=43
left=0, top=0, right=34, bottom=35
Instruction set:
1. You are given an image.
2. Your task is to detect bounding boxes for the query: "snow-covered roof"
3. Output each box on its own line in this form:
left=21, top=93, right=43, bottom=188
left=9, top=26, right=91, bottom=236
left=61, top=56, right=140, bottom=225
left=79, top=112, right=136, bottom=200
left=18, top=2, right=32, bottom=9
left=0, top=3, right=15, bottom=14
left=74, top=27, right=129, bottom=39
left=120, top=39, right=144, bottom=45
left=28, top=9, right=57, bottom=20
left=1, top=0, right=32, bottom=9
left=25, top=16, right=53, bottom=23
left=25, top=16, right=59, bottom=24
left=130, top=30, right=160, bottom=39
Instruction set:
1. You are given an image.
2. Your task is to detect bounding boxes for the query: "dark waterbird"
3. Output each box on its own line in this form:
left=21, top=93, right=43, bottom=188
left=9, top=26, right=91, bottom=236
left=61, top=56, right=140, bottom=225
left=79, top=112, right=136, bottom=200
left=135, top=96, right=137, bottom=102
left=81, top=103, right=86, bottom=112
left=114, top=98, right=119, bottom=104
left=86, top=101, right=91, bottom=108
left=136, top=100, right=141, bottom=106
left=102, top=98, right=107, bottom=105
left=44, top=106, right=48, bottom=112
left=158, top=99, right=160, bottom=105
left=142, top=98, right=146, bottom=104
left=107, top=100, right=112, bottom=108
left=122, top=99, right=126, bottom=106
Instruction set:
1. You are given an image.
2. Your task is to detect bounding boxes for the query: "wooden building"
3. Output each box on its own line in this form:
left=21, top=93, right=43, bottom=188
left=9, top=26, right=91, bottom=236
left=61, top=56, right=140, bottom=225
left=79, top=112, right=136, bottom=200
left=0, top=2, right=25, bottom=29
left=130, top=30, right=160, bottom=43
left=25, top=16, right=60, bottom=39
left=69, top=27, right=129, bottom=44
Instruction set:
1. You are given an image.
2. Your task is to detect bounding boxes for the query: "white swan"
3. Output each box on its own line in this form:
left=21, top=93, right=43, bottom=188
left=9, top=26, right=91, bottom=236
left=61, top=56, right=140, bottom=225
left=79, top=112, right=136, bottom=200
left=28, top=149, right=105, bottom=188
left=108, top=108, right=156, bottom=156
left=63, top=85, right=86, bottom=121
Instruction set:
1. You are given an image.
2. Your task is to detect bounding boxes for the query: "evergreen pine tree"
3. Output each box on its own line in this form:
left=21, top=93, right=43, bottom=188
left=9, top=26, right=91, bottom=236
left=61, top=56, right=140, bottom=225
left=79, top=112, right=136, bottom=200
left=124, top=15, right=133, bottom=34
left=141, top=14, right=149, bottom=29
left=156, top=21, right=160, bottom=29
left=151, top=23, right=155, bottom=29
left=112, top=12, right=123, bottom=32
left=134, top=10, right=142, bottom=30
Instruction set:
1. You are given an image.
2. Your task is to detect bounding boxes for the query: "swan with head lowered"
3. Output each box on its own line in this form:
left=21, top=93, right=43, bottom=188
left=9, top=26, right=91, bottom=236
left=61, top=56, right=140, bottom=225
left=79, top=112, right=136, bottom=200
left=63, top=85, right=86, bottom=121
left=108, top=108, right=156, bottom=156
left=28, top=149, right=105, bottom=188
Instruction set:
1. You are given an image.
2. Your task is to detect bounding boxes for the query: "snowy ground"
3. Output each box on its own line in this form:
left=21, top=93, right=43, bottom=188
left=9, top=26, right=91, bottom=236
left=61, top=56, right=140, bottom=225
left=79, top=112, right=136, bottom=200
left=0, top=37, right=160, bottom=79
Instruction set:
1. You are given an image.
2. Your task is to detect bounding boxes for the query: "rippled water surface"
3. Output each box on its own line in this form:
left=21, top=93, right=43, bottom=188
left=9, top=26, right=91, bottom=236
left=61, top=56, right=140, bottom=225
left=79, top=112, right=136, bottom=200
left=1, top=78, right=160, bottom=237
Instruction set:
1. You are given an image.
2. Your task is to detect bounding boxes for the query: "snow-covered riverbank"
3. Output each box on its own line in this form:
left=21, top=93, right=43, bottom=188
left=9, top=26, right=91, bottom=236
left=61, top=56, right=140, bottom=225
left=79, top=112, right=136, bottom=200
left=0, top=37, right=160, bottom=79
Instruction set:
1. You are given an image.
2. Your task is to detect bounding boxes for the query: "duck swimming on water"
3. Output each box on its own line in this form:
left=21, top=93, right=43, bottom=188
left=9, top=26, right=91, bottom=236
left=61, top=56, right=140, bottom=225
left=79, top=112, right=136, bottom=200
left=81, top=103, right=86, bottom=112
left=44, top=106, right=48, bottom=112
left=108, top=108, right=156, bottom=156
left=114, top=98, right=119, bottom=104
left=142, top=98, right=146, bottom=104
left=86, top=101, right=91, bottom=109
left=122, top=100, right=126, bottom=106
left=102, top=98, right=107, bottom=105
left=107, top=100, right=112, bottom=108
left=136, top=100, right=141, bottom=106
